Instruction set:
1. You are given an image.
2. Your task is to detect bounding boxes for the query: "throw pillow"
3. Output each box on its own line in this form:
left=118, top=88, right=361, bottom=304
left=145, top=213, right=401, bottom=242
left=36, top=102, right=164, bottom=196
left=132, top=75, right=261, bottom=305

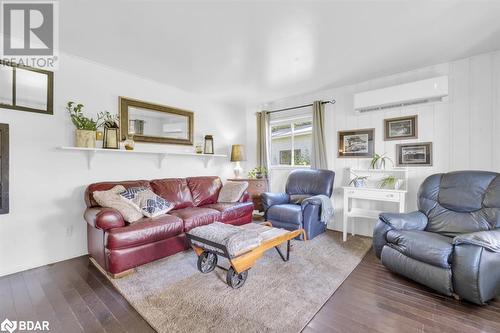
left=120, top=187, right=174, bottom=218
left=218, top=181, right=248, bottom=203
left=92, top=185, right=143, bottom=222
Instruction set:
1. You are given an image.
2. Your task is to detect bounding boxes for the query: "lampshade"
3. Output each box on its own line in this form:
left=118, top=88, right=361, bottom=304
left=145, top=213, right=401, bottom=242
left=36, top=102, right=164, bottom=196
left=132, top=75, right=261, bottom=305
left=230, top=144, right=246, bottom=162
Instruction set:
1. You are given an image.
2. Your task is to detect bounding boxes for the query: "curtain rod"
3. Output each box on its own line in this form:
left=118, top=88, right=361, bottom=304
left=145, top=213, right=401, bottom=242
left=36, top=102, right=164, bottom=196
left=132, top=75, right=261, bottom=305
left=265, top=99, right=336, bottom=114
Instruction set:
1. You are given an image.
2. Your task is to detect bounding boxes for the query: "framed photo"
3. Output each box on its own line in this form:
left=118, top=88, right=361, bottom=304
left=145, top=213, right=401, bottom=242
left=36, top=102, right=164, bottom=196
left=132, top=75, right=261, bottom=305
left=338, top=128, right=374, bottom=158
left=396, top=142, right=432, bottom=166
left=384, top=115, right=418, bottom=141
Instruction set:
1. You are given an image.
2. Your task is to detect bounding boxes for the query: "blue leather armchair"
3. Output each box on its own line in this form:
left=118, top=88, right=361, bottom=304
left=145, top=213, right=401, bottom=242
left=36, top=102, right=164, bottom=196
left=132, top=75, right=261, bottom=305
left=373, top=171, right=500, bottom=305
left=261, top=169, right=335, bottom=240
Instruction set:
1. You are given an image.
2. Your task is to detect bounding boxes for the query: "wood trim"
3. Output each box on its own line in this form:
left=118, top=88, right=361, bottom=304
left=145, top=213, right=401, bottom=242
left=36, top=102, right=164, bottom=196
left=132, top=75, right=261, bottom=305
left=119, top=96, right=194, bottom=145
left=89, top=257, right=135, bottom=279
left=0, top=123, right=8, bottom=214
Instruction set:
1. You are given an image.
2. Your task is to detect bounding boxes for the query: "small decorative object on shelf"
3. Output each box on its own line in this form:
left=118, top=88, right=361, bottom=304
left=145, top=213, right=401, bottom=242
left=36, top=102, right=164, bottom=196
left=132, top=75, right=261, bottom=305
left=379, top=175, right=403, bottom=189
left=98, top=111, right=120, bottom=149
left=370, top=153, right=393, bottom=169
left=204, top=135, right=214, bottom=154
left=66, top=101, right=97, bottom=148
left=230, top=144, right=246, bottom=178
left=124, top=136, right=135, bottom=150
left=348, top=171, right=368, bottom=188
left=247, top=166, right=267, bottom=179
left=195, top=143, right=203, bottom=154
left=96, top=131, right=104, bottom=141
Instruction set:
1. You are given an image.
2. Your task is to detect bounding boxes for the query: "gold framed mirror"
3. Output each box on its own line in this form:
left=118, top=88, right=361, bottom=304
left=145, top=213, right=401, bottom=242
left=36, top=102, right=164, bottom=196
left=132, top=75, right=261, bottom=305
left=0, top=61, right=53, bottom=115
left=119, top=97, right=194, bottom=145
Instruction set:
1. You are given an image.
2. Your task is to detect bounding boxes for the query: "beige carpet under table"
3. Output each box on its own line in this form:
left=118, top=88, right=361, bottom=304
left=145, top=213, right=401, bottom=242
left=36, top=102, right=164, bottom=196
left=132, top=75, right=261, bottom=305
left=106, top=231, right=372, bottom=333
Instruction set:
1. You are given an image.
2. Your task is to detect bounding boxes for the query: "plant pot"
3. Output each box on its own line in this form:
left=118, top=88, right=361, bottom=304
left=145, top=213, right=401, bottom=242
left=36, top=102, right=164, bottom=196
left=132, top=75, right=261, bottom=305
left=75, top=129, right=96, bottom=148
left=353, top=179, right=366, bottom=187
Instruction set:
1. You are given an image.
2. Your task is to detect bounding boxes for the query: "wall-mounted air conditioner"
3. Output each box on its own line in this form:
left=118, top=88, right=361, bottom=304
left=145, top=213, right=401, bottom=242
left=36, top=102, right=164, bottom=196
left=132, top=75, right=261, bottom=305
left=354, top=76, right=448, bottom=113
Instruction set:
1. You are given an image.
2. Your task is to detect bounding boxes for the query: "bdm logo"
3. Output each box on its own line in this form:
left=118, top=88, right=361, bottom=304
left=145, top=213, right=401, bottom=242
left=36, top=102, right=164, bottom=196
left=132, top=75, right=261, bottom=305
left=0, top=1, right=59, bottom=69
left=0, top=319, right=17, bottom=333
left=0, top=318, right=50, bottom=332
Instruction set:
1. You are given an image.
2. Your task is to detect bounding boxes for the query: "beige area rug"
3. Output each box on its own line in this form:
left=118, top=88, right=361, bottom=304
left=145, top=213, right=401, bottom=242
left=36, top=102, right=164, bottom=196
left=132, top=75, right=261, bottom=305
left=106, top=231, right=372, bottom=333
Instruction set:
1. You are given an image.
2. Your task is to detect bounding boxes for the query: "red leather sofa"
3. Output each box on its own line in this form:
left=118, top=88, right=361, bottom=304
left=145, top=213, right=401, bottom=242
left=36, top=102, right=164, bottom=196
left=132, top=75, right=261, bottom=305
left=84, top=176, right=253, bottom=277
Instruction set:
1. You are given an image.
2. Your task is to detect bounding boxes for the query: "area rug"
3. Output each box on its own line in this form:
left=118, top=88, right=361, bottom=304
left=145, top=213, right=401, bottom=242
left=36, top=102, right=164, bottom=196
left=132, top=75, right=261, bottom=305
left=106, top=231, right=372, bottom=333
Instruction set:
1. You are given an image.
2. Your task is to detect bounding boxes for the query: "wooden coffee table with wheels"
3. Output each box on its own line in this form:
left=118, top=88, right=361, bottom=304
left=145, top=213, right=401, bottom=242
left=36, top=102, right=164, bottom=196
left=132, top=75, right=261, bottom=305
left=186, top=222, right=306, bottom=288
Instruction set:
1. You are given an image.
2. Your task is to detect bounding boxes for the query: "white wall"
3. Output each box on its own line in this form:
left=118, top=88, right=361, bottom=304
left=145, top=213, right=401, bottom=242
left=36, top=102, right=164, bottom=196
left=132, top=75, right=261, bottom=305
left=0, top=53, right=247, bottom=277
left=256, top=50, right=500, bottom=237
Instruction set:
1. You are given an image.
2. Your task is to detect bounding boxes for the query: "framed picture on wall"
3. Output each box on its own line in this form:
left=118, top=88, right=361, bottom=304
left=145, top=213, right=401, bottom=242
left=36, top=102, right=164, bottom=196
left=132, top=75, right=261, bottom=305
left=396, top=142, right=432, bottom=167
left=384, top=115, right=418, bottom=141
left=338, top=128, right=374, bottom=158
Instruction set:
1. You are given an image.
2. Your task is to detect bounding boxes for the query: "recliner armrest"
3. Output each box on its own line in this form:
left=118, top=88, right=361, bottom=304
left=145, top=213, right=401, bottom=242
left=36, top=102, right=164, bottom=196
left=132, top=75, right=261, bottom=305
left=453, top=229, right=500, bottom=252
left=379, top=211, right=428, bottom=231
left=84, top=207, right=126, bottom=231
left=261, top=192, right=290, bottom=211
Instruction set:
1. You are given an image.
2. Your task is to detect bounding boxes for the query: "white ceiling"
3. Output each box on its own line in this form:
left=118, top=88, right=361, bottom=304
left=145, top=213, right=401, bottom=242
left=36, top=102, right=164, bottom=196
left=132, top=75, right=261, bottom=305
left=60, top=1, right=500, bottom=107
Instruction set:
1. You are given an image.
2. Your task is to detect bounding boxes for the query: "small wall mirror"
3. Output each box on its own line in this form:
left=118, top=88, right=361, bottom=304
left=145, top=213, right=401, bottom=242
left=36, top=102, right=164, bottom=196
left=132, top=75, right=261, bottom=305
left=0, top=61, right=53, bottom=115
left=120, top=97, right=194, bottom=145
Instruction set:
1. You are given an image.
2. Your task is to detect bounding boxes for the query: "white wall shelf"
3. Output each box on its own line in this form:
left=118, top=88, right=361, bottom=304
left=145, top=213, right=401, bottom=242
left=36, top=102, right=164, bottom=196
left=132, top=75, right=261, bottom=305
left=58, top=146, right=227, bottom=169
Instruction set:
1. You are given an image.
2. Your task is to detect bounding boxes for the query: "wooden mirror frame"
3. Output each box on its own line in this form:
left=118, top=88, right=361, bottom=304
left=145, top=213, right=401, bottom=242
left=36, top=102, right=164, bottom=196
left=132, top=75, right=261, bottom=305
left=0, top=60, right=54, bottom=115
left=119, top=97, right=194, bottom=145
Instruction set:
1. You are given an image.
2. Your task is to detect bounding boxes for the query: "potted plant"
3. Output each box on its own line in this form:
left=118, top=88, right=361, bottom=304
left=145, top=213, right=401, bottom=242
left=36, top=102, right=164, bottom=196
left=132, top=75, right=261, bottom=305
left=248, top=166, right=268, bottom=179
left=349, top=171, right=368, bottom=187
left=370, top=153, right=394, bottom=169
left=67, top=102, right=98, bottom=148
left=379, top=175, right=403, bottom=189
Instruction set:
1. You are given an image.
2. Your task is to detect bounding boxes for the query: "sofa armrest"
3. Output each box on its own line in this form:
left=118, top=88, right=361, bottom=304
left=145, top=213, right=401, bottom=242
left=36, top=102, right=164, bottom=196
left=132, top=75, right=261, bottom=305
left=238, top=190, right=251, bottom=203
left=373, top=211, right=427, bottom=259
left=379, top=211, right=428, bottom=231
left=261, top=192, right=290, bottom=211
left=84, top=207, right=126, bottom=231
left=454, top=230, right=500, bottom=252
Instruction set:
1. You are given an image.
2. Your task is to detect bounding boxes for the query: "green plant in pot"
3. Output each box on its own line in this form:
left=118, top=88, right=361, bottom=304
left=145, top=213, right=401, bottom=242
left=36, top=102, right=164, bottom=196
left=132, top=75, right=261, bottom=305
left=379, top=176, right=398, bottom=189
left=248, top=166, right=267, bottom=179
left=348, top=171, right=368, bottom=187
left=67, top=102, right=98, bottom=148
left=370, top=153, right=394, bottom=169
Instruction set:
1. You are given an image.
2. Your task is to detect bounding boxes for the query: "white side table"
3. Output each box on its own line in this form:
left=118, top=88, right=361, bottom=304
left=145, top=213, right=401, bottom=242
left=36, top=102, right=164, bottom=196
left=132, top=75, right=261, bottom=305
left=342, top=187, right=407, bottom=242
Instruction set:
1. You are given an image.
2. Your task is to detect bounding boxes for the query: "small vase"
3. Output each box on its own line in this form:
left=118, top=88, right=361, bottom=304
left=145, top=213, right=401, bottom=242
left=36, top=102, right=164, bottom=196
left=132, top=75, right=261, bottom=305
left=124, top=137, right=135, bottom=150
left=75, top=129, right=96, bottom=148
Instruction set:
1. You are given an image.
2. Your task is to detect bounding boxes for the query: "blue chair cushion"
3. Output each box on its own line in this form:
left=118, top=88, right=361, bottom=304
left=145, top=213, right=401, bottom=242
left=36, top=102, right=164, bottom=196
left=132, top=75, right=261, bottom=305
left=386, top=230, right=453, bottom=268
left=267, top=204, right=302, bottom=225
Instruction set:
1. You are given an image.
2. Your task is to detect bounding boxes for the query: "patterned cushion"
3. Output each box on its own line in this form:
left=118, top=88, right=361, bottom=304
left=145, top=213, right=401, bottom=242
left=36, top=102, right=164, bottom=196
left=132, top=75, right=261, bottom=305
left=217, top=181, right=248, bottom=203
left=92, top=185, right=143, bottom=222
left=188, top=222, right=262, bottom=257
left=120, top=187, right=174, bottom=218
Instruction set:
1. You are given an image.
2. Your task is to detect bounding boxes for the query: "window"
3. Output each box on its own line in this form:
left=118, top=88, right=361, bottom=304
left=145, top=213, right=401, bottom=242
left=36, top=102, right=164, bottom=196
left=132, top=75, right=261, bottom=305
left=270, top=117, right=312, bottom=166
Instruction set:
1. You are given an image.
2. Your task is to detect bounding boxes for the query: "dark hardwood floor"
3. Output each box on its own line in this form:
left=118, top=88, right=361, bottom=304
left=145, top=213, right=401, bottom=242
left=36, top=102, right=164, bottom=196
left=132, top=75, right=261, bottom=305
left=304, top=250, right=500, bottom=333
left=1, top=249, right=499, bottom=333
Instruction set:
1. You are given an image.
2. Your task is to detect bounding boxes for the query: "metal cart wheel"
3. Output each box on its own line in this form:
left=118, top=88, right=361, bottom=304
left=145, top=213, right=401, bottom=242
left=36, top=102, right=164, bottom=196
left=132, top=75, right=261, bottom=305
left=226, top=267, right=248, bottom=289
left=197, top=251, right=217, bottom=273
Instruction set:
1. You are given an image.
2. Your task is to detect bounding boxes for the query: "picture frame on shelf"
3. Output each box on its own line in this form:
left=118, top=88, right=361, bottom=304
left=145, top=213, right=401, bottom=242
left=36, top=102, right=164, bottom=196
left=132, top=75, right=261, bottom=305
left=396, top=142, right=433, bottom=166
left=338, top=128, right=374, bottom=158
left=384, top=115, right=418, bottom=141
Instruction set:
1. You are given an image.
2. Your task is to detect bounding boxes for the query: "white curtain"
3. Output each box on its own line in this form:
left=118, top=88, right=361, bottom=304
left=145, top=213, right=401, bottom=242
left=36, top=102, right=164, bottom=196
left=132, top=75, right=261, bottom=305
left=311, top=101, right=328, bottom=169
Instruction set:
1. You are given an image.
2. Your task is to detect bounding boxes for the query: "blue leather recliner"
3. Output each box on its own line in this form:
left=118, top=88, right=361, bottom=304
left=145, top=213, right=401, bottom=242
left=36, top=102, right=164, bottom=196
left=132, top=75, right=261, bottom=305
left=261, top=169, right=335, bottom=240
left=373, top=170, right=500, bottom=305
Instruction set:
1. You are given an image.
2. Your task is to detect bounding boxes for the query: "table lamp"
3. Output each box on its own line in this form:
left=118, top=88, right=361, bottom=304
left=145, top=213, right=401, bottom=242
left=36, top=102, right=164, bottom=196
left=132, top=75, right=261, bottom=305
left=230, top=144, right=246, bottom=178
